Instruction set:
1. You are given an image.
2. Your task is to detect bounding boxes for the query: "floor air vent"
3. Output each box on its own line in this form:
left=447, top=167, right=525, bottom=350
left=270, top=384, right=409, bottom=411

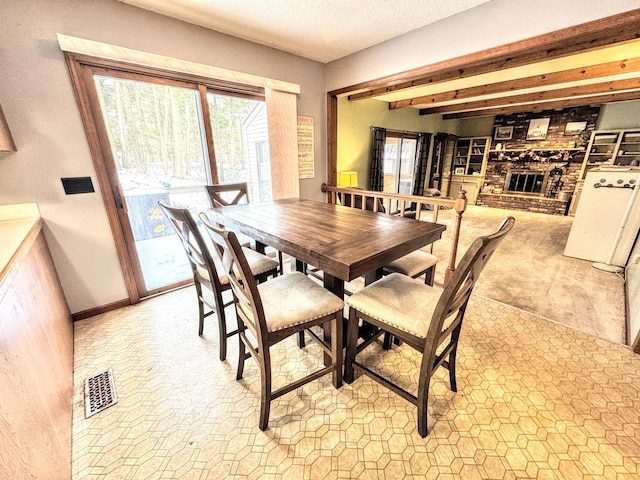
left=84, top=369, right=118, bottom=418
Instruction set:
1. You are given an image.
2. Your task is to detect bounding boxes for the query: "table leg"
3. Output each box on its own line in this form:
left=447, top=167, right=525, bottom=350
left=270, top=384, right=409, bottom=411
left=323, top=273, right=344, bottom=366
left=294, top=258, right=308, bottom=348
left=364, top=267, right=383, bottom=286
left=254, top=241, right=266, bottom=255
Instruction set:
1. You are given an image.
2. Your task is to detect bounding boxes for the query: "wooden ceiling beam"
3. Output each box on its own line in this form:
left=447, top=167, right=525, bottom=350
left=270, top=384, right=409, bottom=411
left=388, top=57, right=640, bottom=109
left=341, top=9, right=640, bottom=101
left=417, top=78, right=640, bottom=115
left=436, top=91, right=640, bottom=119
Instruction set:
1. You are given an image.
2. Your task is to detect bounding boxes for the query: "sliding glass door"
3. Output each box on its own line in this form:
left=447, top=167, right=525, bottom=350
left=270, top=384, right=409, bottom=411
left=206, top=93, right=272, bottom=203
left=89, top=68, right=271, bottom=297
left=383, top=133, right=417, bottom=211
left=94, top=75, right=211, bottom=292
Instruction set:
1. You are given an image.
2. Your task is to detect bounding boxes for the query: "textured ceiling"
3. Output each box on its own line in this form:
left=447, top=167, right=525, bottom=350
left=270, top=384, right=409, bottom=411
left=115, top=1, right=640, bottom=117
left=117, top=0, right=491, bottom=63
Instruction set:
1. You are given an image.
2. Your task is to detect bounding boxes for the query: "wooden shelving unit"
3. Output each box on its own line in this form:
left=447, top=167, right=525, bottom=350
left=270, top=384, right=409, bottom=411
left=447, top=136, right=490, bottom=203
left=569, top=129, right=640, bottom=215
left=618, top=131, right=640, bottom=166
left=582, top=129, right=640, bottom=174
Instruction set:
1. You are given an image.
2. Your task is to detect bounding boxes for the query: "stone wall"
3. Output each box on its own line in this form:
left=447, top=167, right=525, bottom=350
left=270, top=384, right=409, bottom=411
left=482, top=151, right=585, bottom=198
left=491, top=106, right=600, bottom=150
left=479, top=106, right=599, bottom=215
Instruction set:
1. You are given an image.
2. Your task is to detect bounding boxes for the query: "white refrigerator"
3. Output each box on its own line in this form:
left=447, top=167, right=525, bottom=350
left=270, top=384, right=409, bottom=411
left=564, top=167, right=640, bottom=267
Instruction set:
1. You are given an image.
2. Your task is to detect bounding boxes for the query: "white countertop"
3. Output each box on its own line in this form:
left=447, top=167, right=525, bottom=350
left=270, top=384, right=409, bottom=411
left=0, top=203, right=41, bottom=279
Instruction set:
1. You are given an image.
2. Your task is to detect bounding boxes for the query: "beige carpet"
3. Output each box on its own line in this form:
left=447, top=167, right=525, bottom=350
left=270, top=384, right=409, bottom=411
left=427, top=205, right=627, bottom=345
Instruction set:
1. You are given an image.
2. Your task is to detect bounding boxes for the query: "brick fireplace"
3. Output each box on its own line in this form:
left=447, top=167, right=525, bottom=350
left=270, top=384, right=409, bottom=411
left=476, top=106, right=598, bottom=215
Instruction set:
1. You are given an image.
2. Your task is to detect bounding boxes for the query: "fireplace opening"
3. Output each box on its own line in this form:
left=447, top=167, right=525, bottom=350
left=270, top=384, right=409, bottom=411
left=505, top=171, right=547, bottom=194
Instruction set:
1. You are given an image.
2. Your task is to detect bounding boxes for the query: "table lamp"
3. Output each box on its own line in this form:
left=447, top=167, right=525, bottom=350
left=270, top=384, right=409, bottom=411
left=338, top=171, right=358, bottom=187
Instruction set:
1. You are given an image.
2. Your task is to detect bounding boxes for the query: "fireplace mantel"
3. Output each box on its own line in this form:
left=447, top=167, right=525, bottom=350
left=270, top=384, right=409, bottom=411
left=480, top=106, right=598, bottom=215
left=489, top=148, right=584, bottom=163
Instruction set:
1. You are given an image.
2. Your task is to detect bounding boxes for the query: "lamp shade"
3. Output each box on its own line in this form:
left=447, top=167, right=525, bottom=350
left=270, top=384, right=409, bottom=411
left=0, top=104, right=16, bottom=152
left=338, top=171, right=358, bottom=187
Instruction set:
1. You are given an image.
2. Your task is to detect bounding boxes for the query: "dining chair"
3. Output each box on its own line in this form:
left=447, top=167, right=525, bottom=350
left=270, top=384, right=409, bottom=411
left=200, top=213, right=344, bottom=431
left=205, top=182, right=284, bottom=272
left=158, top=201, right=279, bottom=361
left=344, top=216, right=515, bottom=437
left=382, top=250, right=438, bottom=286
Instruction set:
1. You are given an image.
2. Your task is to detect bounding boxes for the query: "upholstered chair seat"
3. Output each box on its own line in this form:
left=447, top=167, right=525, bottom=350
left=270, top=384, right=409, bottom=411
left=383, top=250, right=438, bottom=286
left=196, top=247, right=278, bottom=285
left=346, top=273, right=441, bottom=338
left=237, top=271, right=345, bottom=333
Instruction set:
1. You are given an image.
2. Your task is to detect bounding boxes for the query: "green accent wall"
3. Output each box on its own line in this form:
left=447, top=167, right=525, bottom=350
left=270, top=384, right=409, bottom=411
left=337, top=97, right=451, bottom=189
left=337, top=96, right=498, bottom=189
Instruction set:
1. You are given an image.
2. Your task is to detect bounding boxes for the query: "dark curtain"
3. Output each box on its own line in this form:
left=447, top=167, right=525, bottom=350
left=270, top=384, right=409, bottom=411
left=370, top=127, right=386, bottom=191
left=412, top=133, right=432, bottom=196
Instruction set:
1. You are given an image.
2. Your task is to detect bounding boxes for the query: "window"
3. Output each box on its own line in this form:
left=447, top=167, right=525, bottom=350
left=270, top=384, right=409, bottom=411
left=207, top=93, right=272, bottom=202
left=94, top=74, right=272, bottom=291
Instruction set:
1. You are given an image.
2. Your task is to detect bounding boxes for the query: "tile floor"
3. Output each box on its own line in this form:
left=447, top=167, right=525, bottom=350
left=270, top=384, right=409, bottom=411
left=72, top=285, right=640, bottom=479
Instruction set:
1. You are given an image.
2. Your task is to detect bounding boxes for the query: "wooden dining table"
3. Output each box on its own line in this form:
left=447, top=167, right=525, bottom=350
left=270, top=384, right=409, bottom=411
left=207, top=197, right=446, bottom=296
left=207, top=197, right=446, bottom=363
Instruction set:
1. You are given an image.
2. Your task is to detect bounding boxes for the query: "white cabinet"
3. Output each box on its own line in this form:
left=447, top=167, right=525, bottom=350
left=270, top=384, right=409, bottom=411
left=449, top=176, right=480, bottom=203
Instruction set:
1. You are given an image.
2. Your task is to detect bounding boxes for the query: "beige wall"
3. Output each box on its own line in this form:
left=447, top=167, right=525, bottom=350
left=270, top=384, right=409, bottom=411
left=0, top=0, right=326, bottom=313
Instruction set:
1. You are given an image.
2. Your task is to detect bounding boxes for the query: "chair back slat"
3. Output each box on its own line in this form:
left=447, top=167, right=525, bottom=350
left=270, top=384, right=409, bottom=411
left=446, top=277, right=474, bottom=315
left=425, top=217, right=515, bottom=356
left=205, top=182, right=250, bottom=209
left=158, top=200, right=221, bottom=289
left=200, top=214, right=266, bottom=339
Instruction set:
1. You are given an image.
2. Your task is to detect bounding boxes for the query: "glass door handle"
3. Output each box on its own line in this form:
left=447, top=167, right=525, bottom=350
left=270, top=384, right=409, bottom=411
left=111, top=185, right=124, bottom=209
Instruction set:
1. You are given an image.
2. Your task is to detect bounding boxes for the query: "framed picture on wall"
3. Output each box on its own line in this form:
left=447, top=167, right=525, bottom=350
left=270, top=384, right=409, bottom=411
left=564, top=121, right=587, bottom=135
left=494, top=126, right=513, bottom=140
left=526, top=118, right=550, bottom=140
left=454, top=167, right=465, bottom=175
